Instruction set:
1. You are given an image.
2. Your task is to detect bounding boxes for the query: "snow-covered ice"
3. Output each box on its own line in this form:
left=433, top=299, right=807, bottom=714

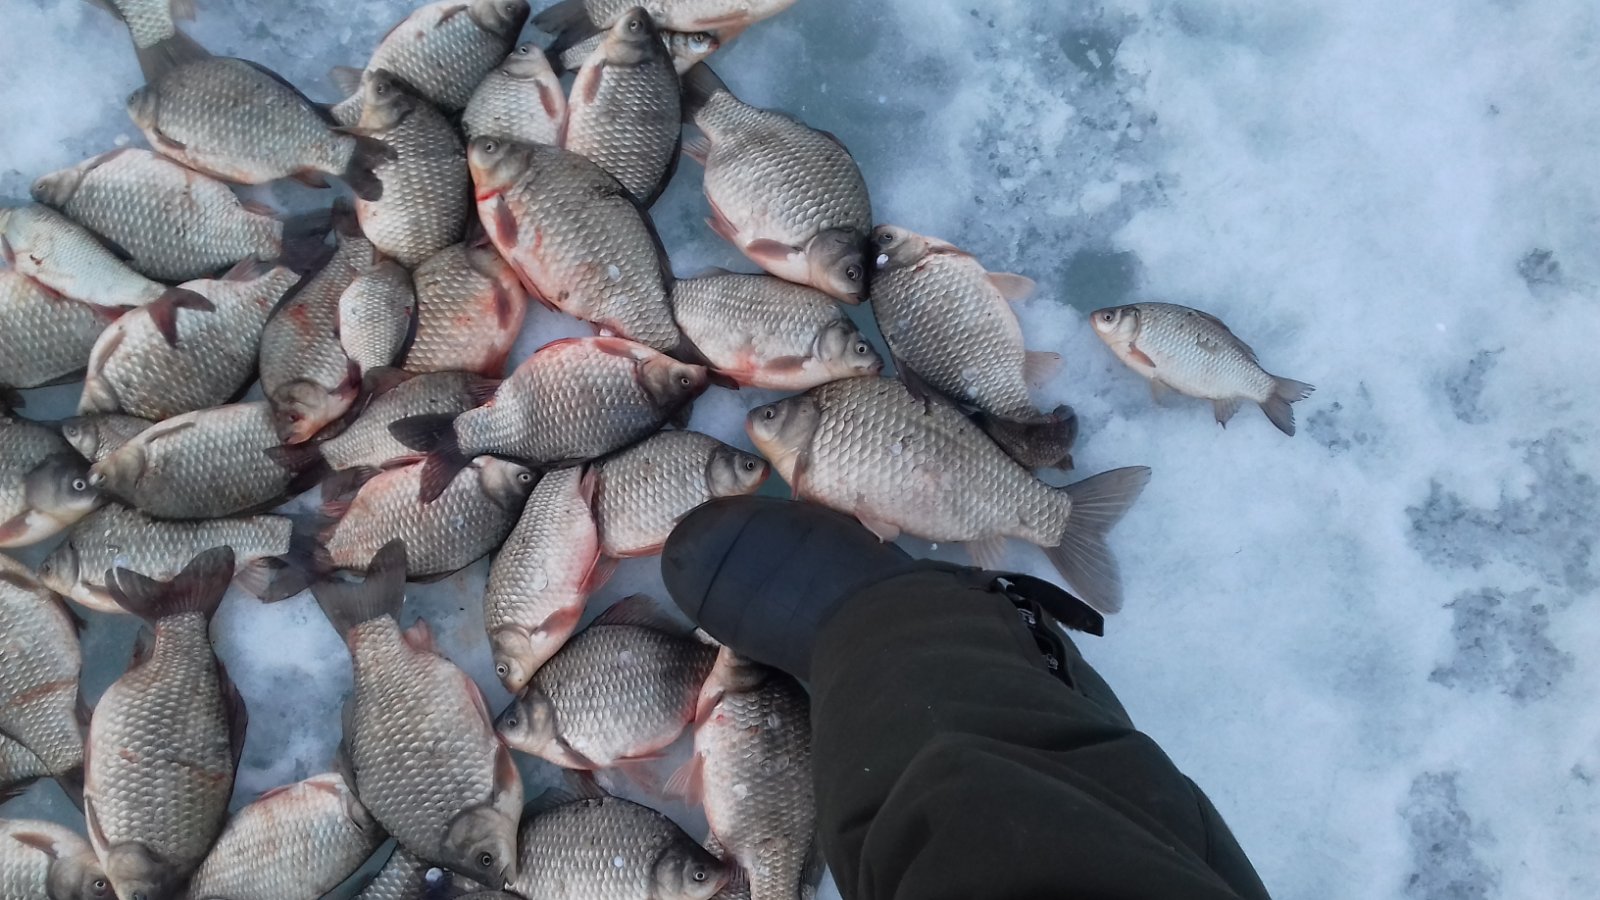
left=4, top=0, right=1599, bottom=898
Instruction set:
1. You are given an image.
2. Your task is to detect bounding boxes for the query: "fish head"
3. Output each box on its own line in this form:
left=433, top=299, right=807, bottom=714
left=746, top=395, right=820, bottom=484
left=493, top=686, right=557, bottom=754
left=651, top=842, right=733, bottom=900
left=26, top=454, right=104, bottom=526
left=468, top=136, right=534, bottom=194
left=706, top=446, right=769, bottom=498
left=359, top=70, right=421, bottom=130
left=669, top=32, right=720, bottom=69
left=475, top=457, right=538, bottom=510
left=500, top=42, right=553, bottom=79
left=104, top=842, right=180, bottom=900
left=440, top=806, right=519, bottom=889
left=604, top=8, right=664, bottom=65
left=46, top=847, right=112, bottom=900
left=489, top=626, right=552, bottom=694
left=87, top=440, right=144, bottom=496
left=37, top=542, right=80, bottom=597
left=30, top=162, right=89, bottom=208
left=59, top=417, right=100, bottom=459
left=805, top=228, right=868, bottom=303
left=469, top=0, right=531, bottom=36
left=125, top=86, right=159, bottom=131
left=272, top=381, right=341, bottom=444
left=638, top=356, right=710, bottom=412
left=814, top=319, right=883, bottom=379
left=1090, top=305, right=1139, bottom=347
left=869, top=224, right=927, bottom=271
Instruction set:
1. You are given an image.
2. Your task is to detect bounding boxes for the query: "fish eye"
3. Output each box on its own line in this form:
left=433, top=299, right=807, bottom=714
left=517, top=45, right=530, bottom=54
left=693, top=869, right=708, bottom=882
left=761, top=408, right=776, bottom=420
left=479, top=852, right=495, bottom=868
left=628, top=18, right=642, bottom=31
left=92, top=879, right=108, bottom=894
left=483, top=139, right=498, bottom=154
left=504, top=714, right=518, bottom=727
left=678, top=375, right=692, bottom=387
left=854, top=342, right=869, bottom=354
left=877, top=232, right=895, bottom=246
left=1100, top=310, right=1116, bottom=323
left=743, top=460, right=757, bottom=471
left=495, top=663, right=509, bottom=677
left=845, top=265, right=862, bottom=281
left=72, top=478, right=87, bottom=491
left=517, top=472, right=533, bottom=483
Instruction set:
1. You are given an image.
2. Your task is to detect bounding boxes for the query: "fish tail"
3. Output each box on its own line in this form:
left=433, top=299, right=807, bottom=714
left=274, top=208, right=336, bottom=273
left=107, top=545, right=236, bottom=623
left=388, top=414, right=467, bottom=503
left=680, top=63, right=730, bottom=118
left=1260, top=377, right=1315, bottom=437
left=974, top=404, right=1078, bottom=470
left=1043, top=466, right=1152, bottom=615
left=309, top=540, right=408, bottom=635
left=0, top=386, right=22, bottom=414
left=342, top=135, right=393, bottom=202
left=533, top=0, right=601, bottom=53
left=133, top=26, right=211, bottom=83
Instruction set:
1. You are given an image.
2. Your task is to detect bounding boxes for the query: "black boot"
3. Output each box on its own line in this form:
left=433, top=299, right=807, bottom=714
left=661, top=496, right=1104, bottom=680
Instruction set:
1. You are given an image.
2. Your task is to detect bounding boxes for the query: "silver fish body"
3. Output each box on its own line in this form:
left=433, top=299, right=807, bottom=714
left=558, top=29, right=718, bottom=76
left=0, top=820, right=110, bottom=900
left=0, top=204, right=177, bottom=308
left=535, top=0, right=797, bottom=36
left=0, top=270, right=121, bottom=392
left=0, top=556, right=86, bottom=777
left=338, top=258, right=416, bottom=377
left=462, top=43, right=566, bottom=146
left=0, top=418, right=101, bottom=549
left=336, top=0, right=529, bottom=121
left=105, top=0, right=192, bottom=50
left=31, top=148, right=283, bottom=282
left=405, top=242, right=527, bottom=378
left=563, top=10, right=683, bottom=205
left=321, top=372, right=498, bottom=473
left=353, top=845, right=486, bottom=900
left=594, top=430, right=768, bottom=558
left=61, top=414, right=154, bottom=464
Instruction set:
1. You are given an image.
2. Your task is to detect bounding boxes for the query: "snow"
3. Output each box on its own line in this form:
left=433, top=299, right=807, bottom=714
left=5, top=0, right=1600, bottom=898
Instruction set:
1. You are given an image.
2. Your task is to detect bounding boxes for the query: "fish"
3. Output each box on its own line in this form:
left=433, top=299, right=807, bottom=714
left=557, top=29, right=719, bottom=76
left=0, top=204, right=207, bottom=309
left=495, top=594, right=717, bottom=772
left=182, top=773, right=386, bottom=900
left=0, top=733, right=55, bottom=795
left=511, top=781, right=731, bottom=900
left=88, top=402, right=320, bottom=520
left=563, top=9, right=683, bottom=206
left=0, top=819, right=111, bottom=900
left=681, top=65, right=871, bottom=303
left=96, top=0, right=194, bottom=52
left=461, top=43, right=566, bottom=146
left=127, top=47, right=390, bottom=201
left=319, top=371, right=500, bottom=473
left=404, top=242, right=527, bottom=378
left=348, top=71, right=472, bottom=268
left=1091, top=302, right=1316, bottom=436
left=746, top=376, right=1151, bottom=614
left=311, top=542, right=523, bottom=889
left=0, top=270, right=122, bottom=392
left=668, top=650, right=816, bottom=900
left=83, top=547, right=247, bottom=900
left=352, top=845, right=486, bottom=900
left=669, top=271, right=882, bottom=390
left=81, top=260, right=300, bottom=421
left=534, top=0, right=797, bottom=45
left=391, top=336, right=707, bottom=502
left=328, top=0, right=530, bottom=124
left=868, top=226, right=1075, bottom=469
left=38, top=504, right=292, bottom=613
left=60, top=414, right=154, bottom=464
left=0, top=418, right=102, bottom=548
left=593, top=430, right=769, bottom=558
left=469, top=139, right=683, bottom=352
left=483, top=468, right=606, bottom=692
left=0, top=555, right=87, bottom=782
left=31, top=148, right=286, bottom=282
left=338, top=257, right=416, bottom=379
left=318, top=457, right=535, bottom=578
left=258, top=216, right=370, bottom=443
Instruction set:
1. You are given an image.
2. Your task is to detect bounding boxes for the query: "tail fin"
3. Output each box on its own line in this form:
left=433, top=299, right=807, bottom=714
left=342, top=136, right=392, bottom=202
left=1260, top=377, right=1315, bottom=437
left=0, top=386, right=21, bottom=415
left=680, top=63, right=731, bottom=118
left=1044, top=466, right=1152, bottom=615
left=975, top=404, right=1078, bottom=470
left=533, top=0, right=601, bottom=53
left=310, top=539, right=408, bottom=635
left=134, top=28, right=210, bottom=83
left=276, top=208, right=336, bottom=273
left=388, top=415, right=466, bottom=503
left=107, top=545, right=236, bottom=623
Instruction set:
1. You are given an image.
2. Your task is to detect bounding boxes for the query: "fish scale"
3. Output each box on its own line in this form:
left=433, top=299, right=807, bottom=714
left=338, top=260, right=415, bottom=375
left=340, top=0, right=528, bottom=119
left=0, top=820, right=106, bottom=898
left=1111, top=303, right=1274, bottom=399
left=594, top=430, right=768, bottom=557
left=321, top=373, right=494, bottom=472
left=0, top=734, right=53, bottom=789
left=0, top=556, right=84, bottom=776
left=31, top=148, right=282, bottom=282
left=108, top=0, right=185, bottom=49
left=259, top=227, right=369, bottom=441
left=0, top=270, right=118, bottom=391
left=61, top=415, right=153, bottom=464
left=85, top=611, right=234, bottom=895
left=558, top=30, right=719, bottom=76
left=354, top=79, right=472, bottom=268
left=354, top=845, right=486, bottom=900
left=84, top=264, right=297, bottom=421
left=510, top=793, right=729, bottom=900
left=563, top=12, right=683, bottom=204
left=0, top=419, right=75, bottom=542
left=552, top=0, right=796, bottom=32
left=0, top=205, right=173, bottom=308
left=463, top=44, right=566, bottom=146
left=404, top=243, right=527, bottom=377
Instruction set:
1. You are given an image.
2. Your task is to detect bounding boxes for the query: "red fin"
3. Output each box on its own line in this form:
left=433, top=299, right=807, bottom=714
left=857, top=514, right=900, bottom=543
left=0, top=514, right=34, bottom=545
left=147, top=287, right=216, bottom=346
left=704, top=202, right=738, bottom=246
left=536, top=602, right=585, bottom=639
left=464, top=376, right=500, bottom=407
left=611, top=755, right=664, bottom=793
left=580, top=554, right=618, bottom=594
left=489, top=196, right=519, bottom=246
left=663, top=753, right=704, bottom=804
left=988, top=272, right=1036, bottom=301
left=538, top=80, right=563, bottom=119
left=292, top=170, right=332, bottom=189
left=1127, top=342, right=1155, bottom=368
left=574, top=59, right=604, bottom=108
left=402, top=618, right=436, bottom=653
left=682, top=135, right=711, bottom=165
left=744, top=239, right=799, bottom=269
left=493, top=284, right=517, bottom=329
left=10, top=830, right=61, bottom=857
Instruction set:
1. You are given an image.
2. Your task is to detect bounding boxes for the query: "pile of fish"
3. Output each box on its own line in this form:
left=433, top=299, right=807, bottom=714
left=0, top=0, right=1316, bottom=897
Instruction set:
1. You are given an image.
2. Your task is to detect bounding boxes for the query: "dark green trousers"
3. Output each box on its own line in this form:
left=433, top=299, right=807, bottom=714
left=810, top=571, right=1271, bottom=900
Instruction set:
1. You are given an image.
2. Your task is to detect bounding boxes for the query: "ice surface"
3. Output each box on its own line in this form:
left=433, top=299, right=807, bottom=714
left=4, top=0, right=1600, bottom=898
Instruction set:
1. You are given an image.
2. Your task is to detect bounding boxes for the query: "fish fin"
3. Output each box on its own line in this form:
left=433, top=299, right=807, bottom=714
left=235, top=557, right=293, bottom=602
left=216, top=659, right=249, bottom=768
left=704, top=200, right=739, bottom=247
left=889, top=353, right=936, bottom=405
left=1045, top=466, right=1152, bottom=615
left=663, top=752, right=705, bottom=805
left=134, top=28, right=210, bottom=83
left=571, top=58, right=605, bottom=110
left=533, top=0, right=601, bottom=51
left=146, top=287, right=216, bottom=346
left=322, top=466, right=379, bottom=504
left=534, top=603, right=585, bottom=647
left=107, top=545, right=236, bottom=623
left=387, top=416, right=465, bottom=503
left=682, top=134, right=712, bottom=165
left=525, top=772, right=608, bottom=816
left=1126, top=342, right=1155, bottom=369
left=237, top=199, right=276, bottom=218
left=493, top=282, right=519, bottom=330
left=9, top=828, right=64, bottom=856
left=0, top=513, right=38, bottom=546
left=680, top=63, right=729, bottom=118
left=591, top=594, right=683, bottom=632
left=1261, top=377, right=1314, bottom=437
left=972, top=406, right=1077, bottom=471
left=310, top=540, right=408, bottom=634
left=263, top=440, right=322, bottom=472
left=743, top=239, right=801, bottom=271
left=343, top=136, right=393, bottom=202
left=0, top=386, right=21, bottom=413
left=487, top=195, right=520, bottom=247
left=328, top=65, right=365, bottom=95
left=1023, top=350, right=1062, bottom=388
left=169, top=0, right=196, bottom=21
left=538, top=78, right=566, bottom=124
left=401, top=618, right=436, bottom=653
left=361, top=366, right=411, bottom=398
left=1212, top=397, right=1242, bottom=428
left=136, top=416, right=195, bottom=445
left=319, top=497, right=355, bottom=522
left=856, top=514, right=900, bottom=543
left=1148, top=379, right=1170, bottom=403
left=464, top=375, right=501, bottom=407
left=578, top=553, right=617, bottom=595
left=293, top=170, right=330, bottom=189
left=988, top=272, right=1036, bottom=301
left=610, top=755, right=664, bottom=794
left=966, top=534, right=1008, bottom=571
